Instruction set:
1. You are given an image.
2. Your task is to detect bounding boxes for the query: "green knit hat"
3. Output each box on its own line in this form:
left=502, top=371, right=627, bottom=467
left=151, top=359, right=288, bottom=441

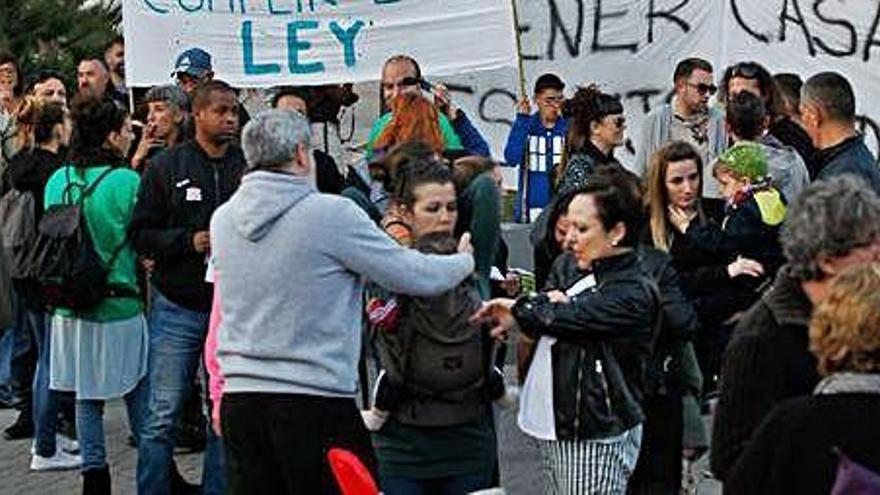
left=715, top=142, right=768, bottom=182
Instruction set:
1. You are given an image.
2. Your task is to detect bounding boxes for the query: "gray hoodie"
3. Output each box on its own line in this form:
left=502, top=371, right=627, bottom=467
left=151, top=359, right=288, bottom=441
left=760, top=134, right=811, bottom=203
left=211, top=171, right=475, bottom=398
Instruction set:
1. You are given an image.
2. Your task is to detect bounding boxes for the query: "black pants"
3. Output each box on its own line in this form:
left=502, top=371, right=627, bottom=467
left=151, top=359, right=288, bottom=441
left=627, top=390, right=684, bottom=494
left=222, top=393, right=376, bottom=495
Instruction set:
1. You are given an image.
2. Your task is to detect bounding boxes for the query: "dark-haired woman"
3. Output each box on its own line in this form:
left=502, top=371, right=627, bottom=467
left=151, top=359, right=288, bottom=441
left=371, top=160, right=498, bottom=495
left=44, top=95, right=147, bottom=492
left=556, top=85, right=626, bottom=195
left=476, top=179, right=660, bottom=494
left=6, top=101, right=80, bottom=469
left=720, top=61, right=815, bottom=178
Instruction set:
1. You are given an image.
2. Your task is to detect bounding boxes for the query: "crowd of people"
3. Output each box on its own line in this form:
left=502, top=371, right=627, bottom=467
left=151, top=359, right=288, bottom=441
left=0, top=34, right=879, bottom=495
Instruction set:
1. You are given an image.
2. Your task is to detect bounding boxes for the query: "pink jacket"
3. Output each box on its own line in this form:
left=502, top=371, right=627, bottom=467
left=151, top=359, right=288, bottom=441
left=204, top=271, right=224, bottom=433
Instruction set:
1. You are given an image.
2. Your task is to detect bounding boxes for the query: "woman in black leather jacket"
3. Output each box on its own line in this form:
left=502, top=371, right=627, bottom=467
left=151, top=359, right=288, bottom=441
left=475, top=177, right=659, bottom=494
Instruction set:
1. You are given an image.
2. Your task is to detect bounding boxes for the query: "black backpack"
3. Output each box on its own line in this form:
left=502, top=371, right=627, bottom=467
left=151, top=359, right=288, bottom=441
left=375, top=280, right=492, bottom=427
left=0, top=187, right=37, bottom=279
left=27, top=167, right=135, bottom=311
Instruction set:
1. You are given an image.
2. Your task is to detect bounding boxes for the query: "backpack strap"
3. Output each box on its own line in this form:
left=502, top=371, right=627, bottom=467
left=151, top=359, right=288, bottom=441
left=65, top=165, right=137, bottom=298
left=61, top=166, right=120, bottom=205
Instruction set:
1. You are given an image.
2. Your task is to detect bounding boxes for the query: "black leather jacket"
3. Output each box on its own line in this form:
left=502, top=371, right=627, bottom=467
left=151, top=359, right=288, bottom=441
left=513, top=250, right=659, bottom=441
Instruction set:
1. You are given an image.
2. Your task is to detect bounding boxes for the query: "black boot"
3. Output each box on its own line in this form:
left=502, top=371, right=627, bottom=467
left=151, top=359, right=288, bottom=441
left=3, top=408, right=34, bottom=440
left=82, top=466, right=111, bottom=495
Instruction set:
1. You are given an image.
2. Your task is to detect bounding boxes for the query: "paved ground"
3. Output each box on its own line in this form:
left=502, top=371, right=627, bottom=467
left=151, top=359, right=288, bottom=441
left=0, top=374, right=720, bottom=494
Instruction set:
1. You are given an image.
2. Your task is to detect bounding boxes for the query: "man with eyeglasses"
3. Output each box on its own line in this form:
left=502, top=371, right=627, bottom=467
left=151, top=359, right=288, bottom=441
left=503, top=73, right=568, bottom=222
left=365, top=54, right=489, bottom=160
left=634, top=58, right=727, bottom=197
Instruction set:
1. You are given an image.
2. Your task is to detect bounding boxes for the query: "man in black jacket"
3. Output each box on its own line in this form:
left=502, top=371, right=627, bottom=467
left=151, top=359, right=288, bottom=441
left=711, top=176, right=880, bottom=481
left=132, top=79, right=245, bottom=494
left=800, top=72, right=880, bottom=193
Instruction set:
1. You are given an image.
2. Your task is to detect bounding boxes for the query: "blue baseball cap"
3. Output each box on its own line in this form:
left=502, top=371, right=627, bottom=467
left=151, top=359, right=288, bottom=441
left=173, top=48, right=213, bottom=78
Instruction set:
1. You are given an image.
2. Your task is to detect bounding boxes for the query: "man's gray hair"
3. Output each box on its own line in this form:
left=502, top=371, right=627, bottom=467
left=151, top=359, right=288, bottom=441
left=144, top=84, right=188, bottom=110
left=781, top=175, right=880, bottom=281
left=241, top=109, right=311, bottom=171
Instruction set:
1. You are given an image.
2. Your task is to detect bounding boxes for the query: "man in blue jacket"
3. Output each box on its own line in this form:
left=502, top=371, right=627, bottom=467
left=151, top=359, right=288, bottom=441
left=503, top=73, right=568, bottom=222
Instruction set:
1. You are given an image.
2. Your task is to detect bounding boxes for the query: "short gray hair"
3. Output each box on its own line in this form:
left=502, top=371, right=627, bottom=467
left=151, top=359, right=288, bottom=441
left=241, top=109, right=311, bottom=171
left=144, top=84, right=188, bottom=110
left=781, top=176, right=880, bottom=281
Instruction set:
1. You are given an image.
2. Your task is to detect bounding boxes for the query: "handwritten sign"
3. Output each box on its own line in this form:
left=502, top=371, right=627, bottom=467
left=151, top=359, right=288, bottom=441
left=122, top=0, right=519, bottom=87
left=423, top=0, right=880, bottom=167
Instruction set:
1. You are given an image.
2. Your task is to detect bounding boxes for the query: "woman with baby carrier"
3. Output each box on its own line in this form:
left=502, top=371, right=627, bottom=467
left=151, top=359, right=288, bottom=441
left=367, top=157, right=501, bottom=495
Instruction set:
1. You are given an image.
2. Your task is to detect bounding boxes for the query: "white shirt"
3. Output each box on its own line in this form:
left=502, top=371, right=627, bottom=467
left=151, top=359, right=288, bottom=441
left=518, top=274, right=597, bottom=440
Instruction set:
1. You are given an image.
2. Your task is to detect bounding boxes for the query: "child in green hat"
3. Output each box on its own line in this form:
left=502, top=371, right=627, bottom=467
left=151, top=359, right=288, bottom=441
left=682, top=142, right=787, bottom=278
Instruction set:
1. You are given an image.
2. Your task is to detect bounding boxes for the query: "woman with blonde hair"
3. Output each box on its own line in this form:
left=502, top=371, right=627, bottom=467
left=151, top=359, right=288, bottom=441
left=644, top=140, right=764, bottom=395
left=726, top=262, right=880, bottom=494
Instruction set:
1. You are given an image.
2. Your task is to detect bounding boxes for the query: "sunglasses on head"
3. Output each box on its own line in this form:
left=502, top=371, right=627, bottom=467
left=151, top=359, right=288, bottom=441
left=731, top=63, right=760, bottom=80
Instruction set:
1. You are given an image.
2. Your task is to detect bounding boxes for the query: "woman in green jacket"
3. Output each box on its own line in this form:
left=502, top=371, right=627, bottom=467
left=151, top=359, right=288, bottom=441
left=44, top=95, right=146, bottom=494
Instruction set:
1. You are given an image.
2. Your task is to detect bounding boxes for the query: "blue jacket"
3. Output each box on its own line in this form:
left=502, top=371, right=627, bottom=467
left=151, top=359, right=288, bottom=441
left=451, top=110, right=490, bottom=158
left=816, top=135, right=880, bottom=193
left=503, top=113, right=568, bottom=222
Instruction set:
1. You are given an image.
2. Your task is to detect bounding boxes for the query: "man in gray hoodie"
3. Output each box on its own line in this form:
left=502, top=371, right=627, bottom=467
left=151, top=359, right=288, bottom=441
left=210, top=109, right=475, bottom=494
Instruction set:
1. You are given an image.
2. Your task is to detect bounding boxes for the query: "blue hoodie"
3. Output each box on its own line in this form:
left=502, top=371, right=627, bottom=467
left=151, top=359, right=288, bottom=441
left=503, top=113, right=568, bottom=222
left=211, top=171, right=474, bottom=398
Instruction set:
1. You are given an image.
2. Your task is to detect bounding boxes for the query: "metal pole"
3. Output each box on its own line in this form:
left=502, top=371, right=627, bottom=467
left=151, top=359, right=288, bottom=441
left=510, top=0, right=531, bottom=222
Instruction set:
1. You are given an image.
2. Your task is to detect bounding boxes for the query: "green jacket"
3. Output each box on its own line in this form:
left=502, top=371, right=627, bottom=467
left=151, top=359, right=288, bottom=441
left=44, top=165, right=142, bottom=322
left=365, top=112, right=463, bottom=159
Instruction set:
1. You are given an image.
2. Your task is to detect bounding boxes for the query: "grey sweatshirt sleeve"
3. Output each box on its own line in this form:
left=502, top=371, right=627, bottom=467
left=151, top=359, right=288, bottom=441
left=327, top=199, right=475, bottom=296
left=632, top=111, right=658, bottom=178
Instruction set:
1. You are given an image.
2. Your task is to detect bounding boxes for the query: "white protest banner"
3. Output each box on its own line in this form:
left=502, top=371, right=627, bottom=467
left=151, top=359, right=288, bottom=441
left=371, top=0, right=879, bottom=170
left=122, top=0, right=519, bottom=87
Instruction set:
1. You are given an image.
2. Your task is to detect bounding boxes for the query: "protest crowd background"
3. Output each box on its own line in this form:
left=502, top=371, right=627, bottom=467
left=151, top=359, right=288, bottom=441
left=1, top=1, right=880, bottom=494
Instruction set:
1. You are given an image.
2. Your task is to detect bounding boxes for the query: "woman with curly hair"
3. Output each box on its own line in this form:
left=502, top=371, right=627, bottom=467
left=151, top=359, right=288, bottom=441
left=726, top=262, right=880, bottom=494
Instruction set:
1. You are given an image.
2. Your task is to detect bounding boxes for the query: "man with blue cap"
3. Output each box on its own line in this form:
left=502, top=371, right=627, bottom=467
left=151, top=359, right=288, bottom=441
left=173, top=48, right=214, bottom=96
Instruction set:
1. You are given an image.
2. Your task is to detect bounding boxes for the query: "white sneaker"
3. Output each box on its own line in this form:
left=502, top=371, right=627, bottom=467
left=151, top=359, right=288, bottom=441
left=30, top=435, right=80, bottom=455
left=30, top=450, right=82, bottom=471
left=57, top=435, right=79, bottom=454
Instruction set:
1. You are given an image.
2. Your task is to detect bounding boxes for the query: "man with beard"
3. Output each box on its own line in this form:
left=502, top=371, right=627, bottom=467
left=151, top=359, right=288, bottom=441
left=104, top=36, right=127, bottom=105
left=634, top=58, right=728, bottom=197
left=131, top=80, right=245, bottom=495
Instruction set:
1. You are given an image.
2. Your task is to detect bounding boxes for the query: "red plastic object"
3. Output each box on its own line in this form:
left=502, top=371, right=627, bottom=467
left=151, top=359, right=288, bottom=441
left=327, top=448, right=379, bottom=495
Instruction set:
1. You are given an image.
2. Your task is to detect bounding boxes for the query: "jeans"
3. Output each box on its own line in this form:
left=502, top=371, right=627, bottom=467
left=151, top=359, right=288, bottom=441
left=0, top=289, right=35, bottom=405
left=222, top=393, right=375, bottom=495
left=77, top=377, right=149, bottom=471
left=137, top=290, right=220, bottom=494
left=381, top=472, right=493, bottom=495
left=30, top=309, right=59, bottom=457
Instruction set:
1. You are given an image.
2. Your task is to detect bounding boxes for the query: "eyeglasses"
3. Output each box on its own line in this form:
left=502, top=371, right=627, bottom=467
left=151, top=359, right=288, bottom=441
left=612, top=116, right=626, bottom=128
left=687, top=82, right=718, bottom=95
